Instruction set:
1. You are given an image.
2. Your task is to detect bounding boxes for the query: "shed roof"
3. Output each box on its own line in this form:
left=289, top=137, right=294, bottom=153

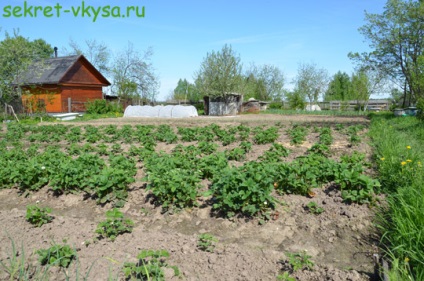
left=17, top=55, right=110, bottom=86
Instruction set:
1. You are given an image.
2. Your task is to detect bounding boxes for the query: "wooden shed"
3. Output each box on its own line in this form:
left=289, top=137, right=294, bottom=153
left=203, top=94, right=243, bottom=116
left=18, top=55, right=110, bottom=113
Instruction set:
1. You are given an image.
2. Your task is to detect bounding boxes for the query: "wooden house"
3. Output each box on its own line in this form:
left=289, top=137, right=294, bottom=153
left=18, top=55, right=110, bottom=113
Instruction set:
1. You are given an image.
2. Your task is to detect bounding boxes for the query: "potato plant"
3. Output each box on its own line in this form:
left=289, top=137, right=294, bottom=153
left=0, top=122, right=380, bottom=218
left=95, top=208, right=134, bottom=241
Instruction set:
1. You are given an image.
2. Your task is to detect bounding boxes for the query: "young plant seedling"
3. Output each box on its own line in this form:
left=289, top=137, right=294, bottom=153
left=26, top=205, right=53, bottom=227
left=123, top=249, right=180, bottom=280
left=95, top=208, right=134, bottom=241
left=277, top=272, right=296, bottom=281
left=36, top=243, right=76, bottom=268
left=305, top=202, right=324, bottom=215
left=284, top=251, right=315, bottom=272
left=197, top=233, right=218, bottom=253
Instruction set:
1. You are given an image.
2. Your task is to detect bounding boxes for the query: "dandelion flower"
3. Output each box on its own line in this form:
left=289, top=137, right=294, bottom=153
left=380, top=157, right=385, bottom=161
left=401, top=161, right=407, bottom=166
left=406, top=146, right=411, bottom=149
left=406, top=159, right=412, bottom=163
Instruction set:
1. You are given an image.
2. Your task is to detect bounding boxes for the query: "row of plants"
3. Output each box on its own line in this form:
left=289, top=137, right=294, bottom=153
left=143, top=137, right=379, bottom=221
left=0, top=122, right=365, bottom=147
left=0, top=122, right=376, bottom=216
left=0, top=146, right=136, bottom=207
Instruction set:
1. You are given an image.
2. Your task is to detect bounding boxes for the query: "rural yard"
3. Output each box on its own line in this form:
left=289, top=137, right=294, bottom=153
left=0, top=114, right=383, bottom=280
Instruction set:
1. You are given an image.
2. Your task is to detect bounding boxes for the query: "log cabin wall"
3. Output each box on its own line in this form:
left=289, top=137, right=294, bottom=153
left=21, top=85, right=62, bottom=113
left=61, top=86, right=103, bottom=112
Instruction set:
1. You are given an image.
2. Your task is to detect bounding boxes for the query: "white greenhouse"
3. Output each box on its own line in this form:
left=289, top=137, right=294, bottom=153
left=123, top=105, right=198, bottom=118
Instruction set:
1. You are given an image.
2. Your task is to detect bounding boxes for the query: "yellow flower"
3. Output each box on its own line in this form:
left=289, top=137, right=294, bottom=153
left=380, top=157, right=385, bottom=161
left=405, top=257, right=410, bottom=263
left=406, top=146, right=411, bottom=149
left=406, top=159, right=412, bottom=163
left=401, top=161, right=407, bottom=166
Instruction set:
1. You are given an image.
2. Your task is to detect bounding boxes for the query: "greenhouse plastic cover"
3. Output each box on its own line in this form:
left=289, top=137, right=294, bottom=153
left=124, top=105, right=198, bottom=118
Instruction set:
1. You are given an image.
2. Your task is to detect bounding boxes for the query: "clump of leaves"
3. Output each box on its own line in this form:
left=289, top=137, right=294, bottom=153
left=284, top=251, right=314, bottom=272
left=259, top=143, right=289, bottom=163
left=197, top=141, right=218, bottom=155
left=226, top=147, right=246, bottom=161
left=95, top=208, right=134, bottom=241
left=253, top=127, right=279, bottom=144
left=307, top=143, right=330, bottom=156
left=209, top=162, right=276, bottom=218
left=123, top=249, right=180, bottom=281
left=146, top=167, right=201, bottom=211
left=36, top=244, right=76, bottom=268
left=304, top=202, right=324, bottom=215
left=288, top=125, right=308, bottom=145
left=277, top=272, right=296, bottom=281
left=335, top=169, right=379, bottom=204
left=197, top=233, right=218, bottom=252
left=26, top=205, right=53, bottom=227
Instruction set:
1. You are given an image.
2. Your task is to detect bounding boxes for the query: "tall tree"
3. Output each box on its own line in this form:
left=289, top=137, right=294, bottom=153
left=286, top=89, right=306, bottom=110
left=0, top=31, right=53, bottom=105
left=324, top=71, right=353, bottom=101
left=244, top=64, right=285, bottom=101
left=194, top=44, right=243, bottom=99
left=67, top=39, right=110, bottom=74
left=172, top=79, right=201, bottom=103
left=351, top=67, right=386, bottom=111
left=242, top=73, right=267, bottom=101
left=293, top=62, right=329, bottom=105
left=349, top=0, right=424, bottom=103
left=110, top=43, right=159, bottom=103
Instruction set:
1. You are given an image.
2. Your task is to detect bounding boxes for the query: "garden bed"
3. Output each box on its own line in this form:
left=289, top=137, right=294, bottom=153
left=0, top=114, right=381, bottom=281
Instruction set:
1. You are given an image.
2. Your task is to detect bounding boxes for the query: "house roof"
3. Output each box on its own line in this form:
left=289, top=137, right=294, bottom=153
left=17, top=55, right=110, bottom=86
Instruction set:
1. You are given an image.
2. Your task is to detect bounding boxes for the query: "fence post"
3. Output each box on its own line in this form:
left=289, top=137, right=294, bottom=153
left=68, top=97, right=71, bottom=113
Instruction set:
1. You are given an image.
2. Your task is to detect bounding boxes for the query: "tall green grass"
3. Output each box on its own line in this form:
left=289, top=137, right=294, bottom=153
left=369, top=114, right=424, bottom=280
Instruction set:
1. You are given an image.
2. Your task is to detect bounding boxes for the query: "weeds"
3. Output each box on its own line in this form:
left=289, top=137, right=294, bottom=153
left=284, top=251, right=314, bottom=271
left=197, top=233, right=218, bottom=253
left=304, top=202, right=324, bottom=215
left=0, top=235, right=50, bottom=281
left=123, top=249, right=180, bottom=281
left=26, top=205, right=53, bottom=227
left=95, top=208, right=134, bottom=241
left=37, top=243, right=76, bottom=268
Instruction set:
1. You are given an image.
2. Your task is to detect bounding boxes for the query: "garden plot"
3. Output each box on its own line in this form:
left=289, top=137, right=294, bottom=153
left=0, top=115, right=380, bottom=281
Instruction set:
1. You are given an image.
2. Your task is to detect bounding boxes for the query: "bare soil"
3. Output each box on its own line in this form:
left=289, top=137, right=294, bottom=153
left=0, top=114, right=381, bottom=281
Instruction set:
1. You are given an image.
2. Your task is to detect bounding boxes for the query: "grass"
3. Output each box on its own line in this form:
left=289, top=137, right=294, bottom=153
left=0, top=235, right=50, bottom=281
left=1, top=112, right=124, bottom=125
left=263, top=108, right=370, bottom=116
left=0, top=235, right=99, bottom=281
left=368, top=113, right=424, bottom=280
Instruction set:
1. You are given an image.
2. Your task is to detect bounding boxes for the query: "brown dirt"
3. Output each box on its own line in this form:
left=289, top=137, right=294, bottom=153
left=0, top=114, right=381, bottom=281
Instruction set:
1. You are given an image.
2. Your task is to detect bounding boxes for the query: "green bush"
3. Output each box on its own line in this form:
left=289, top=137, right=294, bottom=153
left=86, top=99, right=123, bottom=114
left=269, top=102, right=283, bottom=109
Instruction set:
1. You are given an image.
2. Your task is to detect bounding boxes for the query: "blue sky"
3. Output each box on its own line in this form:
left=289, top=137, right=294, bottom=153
left=1, top=0, right=387, bottom=100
